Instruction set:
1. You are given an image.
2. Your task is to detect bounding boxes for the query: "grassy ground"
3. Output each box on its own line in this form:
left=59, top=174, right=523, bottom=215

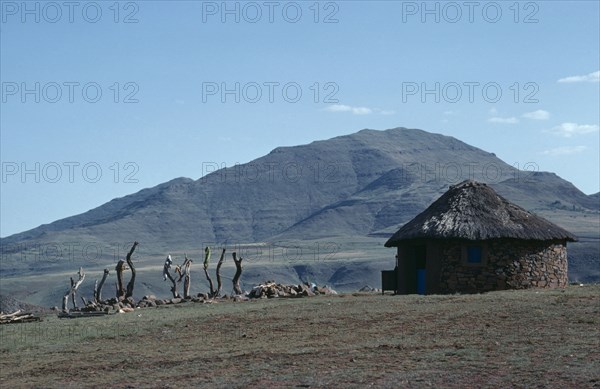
left=1, top=286, right=599, bottom=388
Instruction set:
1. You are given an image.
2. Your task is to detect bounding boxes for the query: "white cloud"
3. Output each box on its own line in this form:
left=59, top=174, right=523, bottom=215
left=541, top=146, right=587, bottom=156
left=325, top=104, right=353, bottom=112
left=443, top=110, right=456, bottom=115
left=350, top=107, right=373, bottom=115
left=324, top=104, right=371, bottom=115
left=545, top=123, right=600, bottom=137
left=488, top=107, right=518, bottom=124
left=557, top=70, right=600, bottom=83
left=488, top=116, right=519, bottom=124
left=323, top=104, right=394, bottom=115
left=522, top=110, right=550, bottom=120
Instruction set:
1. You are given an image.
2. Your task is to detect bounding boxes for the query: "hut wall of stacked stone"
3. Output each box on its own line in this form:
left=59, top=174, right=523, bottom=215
left=437, top=239, right=568, bottom=293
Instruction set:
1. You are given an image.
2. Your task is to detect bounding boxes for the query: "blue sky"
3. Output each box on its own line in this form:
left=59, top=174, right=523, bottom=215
left=1, top=0, right=599, bottom=237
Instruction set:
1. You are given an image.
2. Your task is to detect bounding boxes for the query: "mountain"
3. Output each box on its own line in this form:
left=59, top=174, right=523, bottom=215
left=3, top=127, right=597, bottom=248
left=1, top=127, right=598, bottom=302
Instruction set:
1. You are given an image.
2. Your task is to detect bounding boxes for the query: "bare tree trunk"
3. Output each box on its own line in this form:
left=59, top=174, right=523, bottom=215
left=62, top=268, right=85, bottom=313
left=95, top=269, right=110, bottom=302
left=184, top=273, right=191, bottom=298
left=70, top=278, right=77, bottom=309
left=163, top=255, right=180, bottom=298
left=232, top=252, right=243, bottom=295
left=183, top=255, right=192, bottom=299
left=203, top=247, right=215, bottom=296
left=215, top=248, right=226, bottom=297
left=125, top=241, right=139, bottom=298
left=115, top=260, right=126, bottom=298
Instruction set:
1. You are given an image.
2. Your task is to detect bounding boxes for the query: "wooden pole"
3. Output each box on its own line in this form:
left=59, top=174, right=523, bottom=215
left=125, top=241, right=139, bottom=298
left=183, top=255, right=192, bottom=299
left=95, top=269, right=110, bottom=302
left=62, top=267, right=85, bottom=313
left=115, top=260, right=126, bottom=298
left=163, top=255, right=180, bottom=298
left=70, top=278, right=76, bottom=309
left=232, top=252, right=243, bottom=295
left=203, top=247, right=215, bottom=296
left=215, top=248, right=226, bottom=297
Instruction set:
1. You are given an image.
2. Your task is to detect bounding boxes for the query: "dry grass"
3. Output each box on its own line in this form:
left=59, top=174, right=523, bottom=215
left=1, top=286, right=599, bottom=388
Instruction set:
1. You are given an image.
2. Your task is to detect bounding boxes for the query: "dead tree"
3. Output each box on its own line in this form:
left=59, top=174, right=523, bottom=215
left=215, top=248, right=226, bottom=297
left=125, top=241, right=139, bottom=298
left=115, top=260, right=127, bottom=298
left=115, top=242, right=138, bottom=298
left=70, top=277, right=78, bottom=309
left=62, top=267, right=85, bottom=313
left=174, top=265, right=185, bottom=297
left=163, top=255, right=172, bottom=282
left=94, top=269, right=110, bottom=303
left=182, top=255, right=192, bottom=299
left=163, top=255, right=180, bottom=298
left=203, top=246, right=215, bottom=296
left=232, top=252, right=243, bottom=295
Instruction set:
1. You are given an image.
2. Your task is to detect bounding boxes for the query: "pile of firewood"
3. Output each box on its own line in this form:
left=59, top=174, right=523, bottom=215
left=69, top=293, right=217, bottom=315
left=136, top=294, right=211, bottom=307
left=56, top=281, right=338, bottom=317
left=79, top=295, right=137, bottom=313
left=0, top=310, right=41, bottom=324
left=247, top=281, right=337, bottom=299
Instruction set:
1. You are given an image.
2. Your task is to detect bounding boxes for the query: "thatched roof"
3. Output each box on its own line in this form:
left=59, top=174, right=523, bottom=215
left=385, top=180, right=577, bottom=247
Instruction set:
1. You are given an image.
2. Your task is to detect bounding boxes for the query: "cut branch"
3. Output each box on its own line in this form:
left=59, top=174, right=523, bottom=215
left=125, top=241, right=139, bottom=298
left=62, top=267, right=85, bottom=313
left=70, top=278, right=77, bottom=309
left=95, top=269, right=110, bottom=302
left=215, top=248, right=226, bottom=297
left=0, top=311, right=41, bottom=324
left=163, top=255, right=180, bottom=298
left=183, top=254, right=192, bottom=299
left=203, top=247, right=215, bottom=296
left=232, top=252, right=243, bottom=295
left=115, top=260, right=126, bottom=298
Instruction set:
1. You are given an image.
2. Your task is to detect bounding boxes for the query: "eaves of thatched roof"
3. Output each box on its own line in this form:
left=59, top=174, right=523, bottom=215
left=385, top=180, right=577, bottom=247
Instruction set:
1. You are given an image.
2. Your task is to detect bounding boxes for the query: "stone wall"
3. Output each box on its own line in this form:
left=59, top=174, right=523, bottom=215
left=437, top=239, right=568, bottom=293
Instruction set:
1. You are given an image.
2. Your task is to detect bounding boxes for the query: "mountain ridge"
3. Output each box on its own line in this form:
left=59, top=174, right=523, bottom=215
left=2, top=127, right=598, bottom=305
left=2, top=127, right=597, bottom=248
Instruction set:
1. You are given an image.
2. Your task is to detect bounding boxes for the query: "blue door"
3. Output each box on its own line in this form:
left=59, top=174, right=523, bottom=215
left=417, top=269, right=426, bottom=295
left=414, top=245, right=427, bottom=295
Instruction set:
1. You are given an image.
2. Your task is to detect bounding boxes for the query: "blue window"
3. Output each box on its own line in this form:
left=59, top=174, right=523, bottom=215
left=467, top=245, right=482, bottom=264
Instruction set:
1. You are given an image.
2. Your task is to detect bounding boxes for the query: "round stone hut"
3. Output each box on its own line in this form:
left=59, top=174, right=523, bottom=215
left=384, top=180, right=577, bottom=294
